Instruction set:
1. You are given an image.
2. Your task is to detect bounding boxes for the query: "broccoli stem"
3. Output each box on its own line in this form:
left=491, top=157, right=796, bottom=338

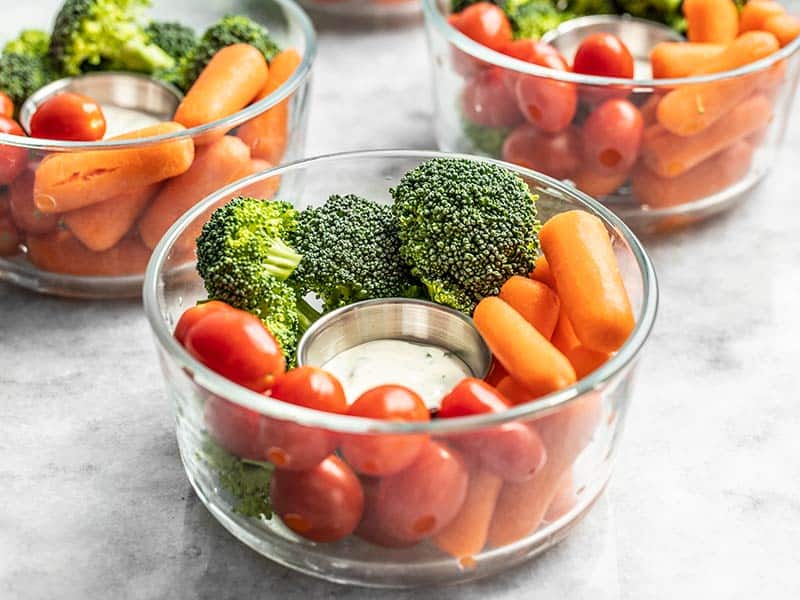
left=263, top=239, right=303, bottom=281
left=295, top=296, right=322, bottom=332
left=116, top=38, right=175, bottom=72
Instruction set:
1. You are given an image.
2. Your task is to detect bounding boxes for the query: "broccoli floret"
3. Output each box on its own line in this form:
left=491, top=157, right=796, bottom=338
left=615, top=0, right=685, bottom=31
left=196, top=196, right=311, bottom=362
left=289, top=194, right=424, bottom=312
left=174, top=14, right=280, bottom=92
left=145, top=21, right=196, bottom=62
left=462, top=117, right=511, bottom=157
left=202, top=438, right=273, bottom=519
left=3, top=30, right=51, bottom=58
left=0, top=53, right=55, bottom=108
left=391, top=158, right=540, bottom=314
left=49, top=0, right=175, bottom=76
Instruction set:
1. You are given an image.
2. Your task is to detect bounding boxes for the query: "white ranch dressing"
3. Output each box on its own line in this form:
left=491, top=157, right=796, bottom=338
left=101, top=105, right=162, bottom=138
left=322, top=339, right=472, bottom=409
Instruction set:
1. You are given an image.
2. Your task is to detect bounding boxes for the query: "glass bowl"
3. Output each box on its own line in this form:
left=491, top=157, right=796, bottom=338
left=422, top=0, right=800, bottom=233
left=143, top=150, right=658, bottom=587
left=298, top=0, right=420, bottom=22
left=0, top=0, right=315, bottom=298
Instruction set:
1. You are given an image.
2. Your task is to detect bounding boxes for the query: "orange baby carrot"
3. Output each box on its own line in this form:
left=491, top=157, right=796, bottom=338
left=433, top=468, right=503, bottom=562
left=739, top=0, right=786, bottom=32
left=234, top=158, right=282, bottom=200
left=138, top=135, right=252, bottom=250
left=495, top=375, right=535, bottom=406
left=764, top=14, right=800, bottom=47
left=26, top=230, right=151, bottom=276
left=237, top=49, right=303, bottom=165
left=63, top=183, right=160, bottom=252
left=650, top=42, right=725, bottom=78
left=683, top=0, right=739, bottom=43
left=656, top=32, right=780, bottom=136
left=551, top=311, right=611, bottom=379
left=539, top=211, right=634, bottom=354
left=174, top=44, right=269, bottom=132
left=642, top=94, right=772, bottom=178
left=639, top=94, right=661, bottom=126
left=571, top=166, right=630, bottom=198
left=530, top=254, right=556, bottom=290
left=632, top=140, right=754, bottom=208
left=33, top=122, right=194, bottom=214
left=488, top=393, right=601, bottom=546
left=499, top=276, right=560, bottom=340
left=473, top=297, right=576, bottom=398
left=543, top=469, right=576, bottom=523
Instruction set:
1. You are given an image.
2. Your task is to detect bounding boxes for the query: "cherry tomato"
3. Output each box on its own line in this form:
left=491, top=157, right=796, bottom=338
left=0, top=116, right=28, bottom=185
left=447, top=15, right=489, bottom=78
left=439, top=379, right=548, bottom=482
left=581, top=99, right=644, bottom=175
left=184, top=309, right=285, bottom=392
left=29, top=93, right=107, bottom=142
left=0, top=215, right=21, bottom=256
left=8, top=168, right=58, bottom=234
left=368, top=441, right=468, bottom=543
left=500, top=39, right=570, bottom=89
left=204, top=395, right=271, bottom=460
left=515, top=73, right=577, bottom=134
left=0, top=188, right=9, bottom=217
left=263, top=367, right=347, bottom=471
left=461, top=68, right=523, bottom=128
left=484, top=358, right=508, bottom=387
left=573, top=33, right=634, bottom=79
left=340, top=385, right=430, bottom=477
left=270, top=455, right=364, bottom=543
left=502, top=124, right=581, bottom=180
left=449, top=2, right=512, bottom=52
left=174, top=301, right=235, bottom=345
left=355, top=477, right=418, bottom=548
left=0, top=92, right=13, bottom=118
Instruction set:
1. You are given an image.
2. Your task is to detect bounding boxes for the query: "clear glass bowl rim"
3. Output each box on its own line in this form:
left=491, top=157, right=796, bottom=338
left=143, top=149, right=659, bottom=435
left=0, top=0, right=316, bottom=151
left=421, top=0, right=800, bottom=87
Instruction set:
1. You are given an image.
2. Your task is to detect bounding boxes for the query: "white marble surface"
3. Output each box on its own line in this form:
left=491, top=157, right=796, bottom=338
left=2, top=5, right=800, bottom=600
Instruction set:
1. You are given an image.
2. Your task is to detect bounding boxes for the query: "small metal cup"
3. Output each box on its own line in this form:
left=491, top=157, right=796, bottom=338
left=19, top=72, right=183, bottom=135
left=297, top=298, right=492, bottom=379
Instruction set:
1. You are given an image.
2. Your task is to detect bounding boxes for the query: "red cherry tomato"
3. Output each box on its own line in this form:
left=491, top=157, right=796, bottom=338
left=501, top=39, right=571, bottom=94
left=204, top=395, right=271, bottom=460
left=449, top=2, right=512, bottom=52
left=8, top=168, right=59, bottom=234
left=369, top=442, right=468, bottom=543
left=270, top=455, right=364, bottom=543
left=355, top=477, right=418, bottom=548
left=29, top=93, right=107, bottom=141
left=0, top=116, right=28, bottom=185
left=340, top=385, right=430, bottom=477
left=174, top=301, right=235, bottom=345
left=461, top=68, right=523, bottom=128
left=439, top=378, right=548, bottom=482
left=573, top=33, right=634, bottom=79
left=515, top=73, right=577, bottom=134
left=263, top=367, right=347, bottom=471
left=184, top=309, right=285, bottom=392
left=581, top=99, right=644, bottom=175
left=484, top=358, right=508, bottom=387
left=0, top=215, right=21, bottom=256
left=502, top=124, right=581, bottom=180
left=0, top=92, right=13, bottom=118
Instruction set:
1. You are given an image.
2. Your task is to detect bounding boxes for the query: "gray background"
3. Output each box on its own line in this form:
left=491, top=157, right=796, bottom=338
left=2, top=4, right=800, bottom=599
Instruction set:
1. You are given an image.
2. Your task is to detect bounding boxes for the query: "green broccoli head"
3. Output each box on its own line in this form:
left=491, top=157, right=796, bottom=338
left=391, top=158, right=540, bottom=314
left=174, top=14, right=280, bottom=92
left=0, top=53, right=55, bottom=108
left=202, top=437, right=273, bottom=519
left=615, top=0, right=686, bottom=31
left=196, top=196, right=305, bottom=361
left=145, top=21, right=196, bottom=62
left=462, top=116, right=511, bottom=157
left=289, top=194, right=424, bottom=312
left=49, top=0, right=175, bottom=76
left=3, top=30, right=51, bottom=58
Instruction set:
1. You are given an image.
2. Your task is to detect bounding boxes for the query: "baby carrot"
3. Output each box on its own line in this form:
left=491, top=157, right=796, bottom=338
left=530, top=254, right=557, bottom=290
left=63, top=183, right=160, bottom=252
left=650, top=42, right=725, bottom=78
left=765, top=14, right=800, bottom=47
left=683, top=0, right=739, bottom=43
left=488, top=393, right=601, bottom=546
left=543, top=469, right=576, bottom=523
left=473, top=297, right=576, bottom=398
left=499, top=276, right=560, bottom=340
left=138, top=136, right=252, bottom=250
left=237, top=49, right=302, bottom=165
left=33, top=122, right=194, bottom=214
left=656, top=32, right=780, bottom=136
left=551, top=311, right=611, bottom=379
left=571, top=166, right=630, bottom=198
left=495, top=375, right=535, bottom=406
left=539, top=211, right=634, bottom=354
left=632, top=140, right=754, bottom=208
left=739, top=0, right=786, bottom=32
left=174, top=44, right=269, bottom=133
left=234, top=158, right=281, bottom=200
left=9, top=168, right=59, bottom=234
left=642, top=94, right=772, bottom=178
left=26, top=230, right=151, bottom=276
left=433, top=468, right=503, bottom=562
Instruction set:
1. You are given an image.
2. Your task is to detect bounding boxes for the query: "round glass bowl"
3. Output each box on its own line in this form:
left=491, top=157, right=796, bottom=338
left=422, top=0, right=800, bottom=233
left=0, top=0, right=315, bottom=298
left=298, top=0, right=420, bottom=22
left=143, top=150, right=658, bottom=587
